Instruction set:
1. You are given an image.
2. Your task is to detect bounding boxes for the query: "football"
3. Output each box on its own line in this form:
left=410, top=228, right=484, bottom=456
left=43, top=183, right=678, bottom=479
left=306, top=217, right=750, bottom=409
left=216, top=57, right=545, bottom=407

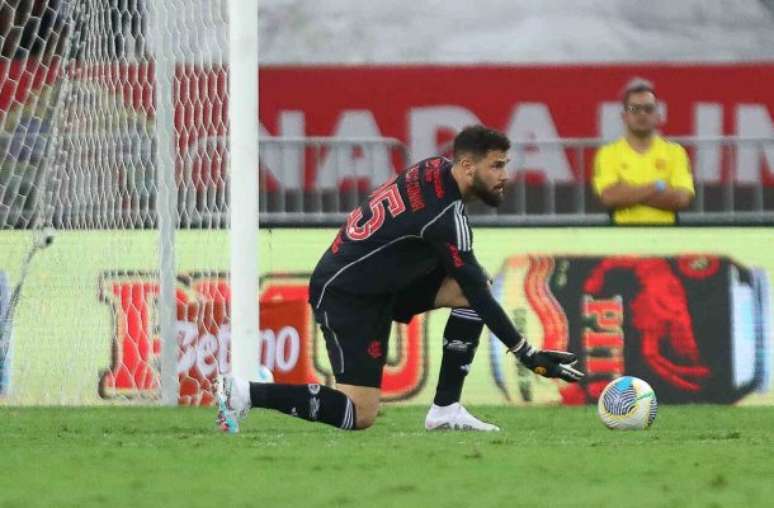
left=597, top=376, right=658, bottom=430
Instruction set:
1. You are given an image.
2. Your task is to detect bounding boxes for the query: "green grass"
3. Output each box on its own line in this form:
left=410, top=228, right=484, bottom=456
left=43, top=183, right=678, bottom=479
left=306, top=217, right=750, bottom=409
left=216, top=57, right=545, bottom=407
left=1, top=405, right=773, bottom=508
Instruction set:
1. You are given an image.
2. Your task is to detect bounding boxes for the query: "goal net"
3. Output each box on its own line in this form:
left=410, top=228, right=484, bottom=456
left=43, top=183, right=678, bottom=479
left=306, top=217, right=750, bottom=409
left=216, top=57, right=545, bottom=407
left=0, top=0, right=242, bottom=404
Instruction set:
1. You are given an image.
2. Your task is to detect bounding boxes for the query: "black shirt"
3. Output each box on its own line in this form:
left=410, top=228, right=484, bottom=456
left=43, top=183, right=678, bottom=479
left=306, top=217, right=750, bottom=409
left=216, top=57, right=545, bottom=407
left=309, top=157, right=525, bottom=351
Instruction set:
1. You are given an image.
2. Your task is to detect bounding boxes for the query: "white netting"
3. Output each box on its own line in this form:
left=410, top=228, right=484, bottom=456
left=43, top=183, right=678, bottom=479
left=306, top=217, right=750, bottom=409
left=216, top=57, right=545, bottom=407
left=0, top=0, right=237, bottom=404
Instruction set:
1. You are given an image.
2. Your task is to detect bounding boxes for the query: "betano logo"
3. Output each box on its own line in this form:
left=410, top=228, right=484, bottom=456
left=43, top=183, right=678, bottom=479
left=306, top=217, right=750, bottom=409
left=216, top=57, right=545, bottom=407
left=98, top=271, right=428, bottom=405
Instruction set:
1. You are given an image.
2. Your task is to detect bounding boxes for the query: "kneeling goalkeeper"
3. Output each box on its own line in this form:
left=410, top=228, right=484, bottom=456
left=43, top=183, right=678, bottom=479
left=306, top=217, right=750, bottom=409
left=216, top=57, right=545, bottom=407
left=217, top=126, right=584, bottom=432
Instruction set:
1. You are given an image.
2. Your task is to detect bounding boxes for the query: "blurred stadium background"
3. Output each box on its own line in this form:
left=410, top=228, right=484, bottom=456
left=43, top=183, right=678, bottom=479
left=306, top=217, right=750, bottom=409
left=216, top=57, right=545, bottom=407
left=0, top=0, right=774, bottom=405
left=0, top=1, right=773, bottom=506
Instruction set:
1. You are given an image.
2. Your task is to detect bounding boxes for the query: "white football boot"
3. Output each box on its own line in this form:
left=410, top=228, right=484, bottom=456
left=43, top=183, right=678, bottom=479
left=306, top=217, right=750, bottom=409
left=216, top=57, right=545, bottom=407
left=424, top=402, right=501, bottom=432
left=215, top=374, right=252, bottom=433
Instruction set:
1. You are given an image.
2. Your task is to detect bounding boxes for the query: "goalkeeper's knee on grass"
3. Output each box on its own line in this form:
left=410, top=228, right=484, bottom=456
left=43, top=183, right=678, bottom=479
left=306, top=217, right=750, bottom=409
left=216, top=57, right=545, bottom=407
left=250, top=382, right=358, bottom=430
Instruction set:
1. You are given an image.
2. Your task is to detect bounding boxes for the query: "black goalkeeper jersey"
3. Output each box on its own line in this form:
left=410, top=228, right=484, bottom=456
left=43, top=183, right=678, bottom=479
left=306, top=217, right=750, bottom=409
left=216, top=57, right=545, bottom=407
left=308, top=157, right=525, bottom=351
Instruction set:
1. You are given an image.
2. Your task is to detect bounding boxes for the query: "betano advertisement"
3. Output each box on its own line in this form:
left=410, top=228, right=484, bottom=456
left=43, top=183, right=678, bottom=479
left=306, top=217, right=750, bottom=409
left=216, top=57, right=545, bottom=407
left=0, top=228, right=772, bottom=406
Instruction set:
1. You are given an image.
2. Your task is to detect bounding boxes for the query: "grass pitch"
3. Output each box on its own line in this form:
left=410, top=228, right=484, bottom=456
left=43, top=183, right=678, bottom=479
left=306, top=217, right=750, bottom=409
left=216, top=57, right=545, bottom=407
left=1, top=405, right=773, bottom=508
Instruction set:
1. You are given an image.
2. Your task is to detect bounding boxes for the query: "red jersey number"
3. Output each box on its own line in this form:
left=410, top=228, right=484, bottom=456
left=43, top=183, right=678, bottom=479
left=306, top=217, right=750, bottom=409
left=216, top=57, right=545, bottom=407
left=346, top=183, right=406, bottom=241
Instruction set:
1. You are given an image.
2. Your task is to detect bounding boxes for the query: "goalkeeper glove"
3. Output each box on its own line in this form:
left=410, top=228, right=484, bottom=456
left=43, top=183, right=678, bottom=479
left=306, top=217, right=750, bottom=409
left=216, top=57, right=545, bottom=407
left=513, top=344, right=584, bottom=383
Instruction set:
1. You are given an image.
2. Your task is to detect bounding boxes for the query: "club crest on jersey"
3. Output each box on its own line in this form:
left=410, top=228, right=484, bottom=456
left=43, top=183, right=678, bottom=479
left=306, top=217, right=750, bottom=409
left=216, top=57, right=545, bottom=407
left=367, top=340, right=383, bottom=359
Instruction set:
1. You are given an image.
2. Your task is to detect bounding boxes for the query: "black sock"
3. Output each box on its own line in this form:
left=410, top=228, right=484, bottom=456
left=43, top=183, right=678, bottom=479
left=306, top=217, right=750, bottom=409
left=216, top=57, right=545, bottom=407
left=433, top=308, right=483, bottom=406
left=249, top=382, right=357, bottom=430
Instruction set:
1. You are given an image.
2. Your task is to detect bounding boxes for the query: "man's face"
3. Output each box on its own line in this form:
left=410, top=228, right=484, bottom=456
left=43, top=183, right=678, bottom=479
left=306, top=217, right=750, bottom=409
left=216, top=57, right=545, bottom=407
left=469, top=150, right=510, bottom=207
left=622, top=91, right=659, bottom=138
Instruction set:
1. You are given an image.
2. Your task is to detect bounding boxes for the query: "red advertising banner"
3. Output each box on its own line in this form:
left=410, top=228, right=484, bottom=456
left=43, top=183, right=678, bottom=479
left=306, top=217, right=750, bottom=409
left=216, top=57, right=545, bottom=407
left=259, top=299, right=318, bottom=385
left=1, top=61, right=772, bottom=193
left=260, top=64, right=774, bottom=186
left=96, top=256, right=771, bottom=407
left=97, top=272, right=427, bottom=404
left=490, top=254, right=771, bottom=406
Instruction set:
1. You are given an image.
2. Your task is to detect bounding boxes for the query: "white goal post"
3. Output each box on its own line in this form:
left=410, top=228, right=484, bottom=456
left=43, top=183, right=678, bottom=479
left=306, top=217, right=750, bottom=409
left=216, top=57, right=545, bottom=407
left=150, top=0, right=261, bottom=405
left=0, top=0, right=260, bottom=405
left=226, top=0, right=260, bottom=386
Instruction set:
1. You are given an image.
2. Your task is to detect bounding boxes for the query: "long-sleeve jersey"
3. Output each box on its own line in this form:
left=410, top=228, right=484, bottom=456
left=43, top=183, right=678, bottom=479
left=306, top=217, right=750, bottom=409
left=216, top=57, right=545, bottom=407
left=308, top=157, right=526, bottom=351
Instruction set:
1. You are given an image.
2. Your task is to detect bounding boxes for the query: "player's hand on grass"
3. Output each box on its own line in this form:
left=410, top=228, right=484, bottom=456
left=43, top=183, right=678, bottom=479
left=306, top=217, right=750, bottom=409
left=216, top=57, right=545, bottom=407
left=516, top=346, right=584, bottom=383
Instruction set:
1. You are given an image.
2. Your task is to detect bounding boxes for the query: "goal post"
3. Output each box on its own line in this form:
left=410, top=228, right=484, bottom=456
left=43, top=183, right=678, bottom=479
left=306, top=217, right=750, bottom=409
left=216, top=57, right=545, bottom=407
left=227, top=0, right=260, bottom=384
left=149, top=0, right=180, bottom=406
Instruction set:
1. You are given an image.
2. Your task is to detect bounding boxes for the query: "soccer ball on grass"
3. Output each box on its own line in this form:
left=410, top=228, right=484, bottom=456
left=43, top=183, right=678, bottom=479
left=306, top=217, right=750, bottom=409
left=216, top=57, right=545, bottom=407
left=597, top=376, right=657, bottom=430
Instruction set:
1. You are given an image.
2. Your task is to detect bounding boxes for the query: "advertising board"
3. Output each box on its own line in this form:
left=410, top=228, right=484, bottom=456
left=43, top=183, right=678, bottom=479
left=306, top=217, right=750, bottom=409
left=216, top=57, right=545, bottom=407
left=0, top=227, right=771, bottom=405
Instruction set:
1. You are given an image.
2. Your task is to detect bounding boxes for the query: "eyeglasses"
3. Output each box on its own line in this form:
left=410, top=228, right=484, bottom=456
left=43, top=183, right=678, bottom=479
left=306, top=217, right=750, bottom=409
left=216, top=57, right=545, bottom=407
left=624, top=104, right=657, bottom=114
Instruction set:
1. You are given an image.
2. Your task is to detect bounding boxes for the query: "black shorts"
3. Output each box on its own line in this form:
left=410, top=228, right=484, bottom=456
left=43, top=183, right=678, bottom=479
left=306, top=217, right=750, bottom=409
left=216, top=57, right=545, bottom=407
left=312, top=266, right=446, bottom=388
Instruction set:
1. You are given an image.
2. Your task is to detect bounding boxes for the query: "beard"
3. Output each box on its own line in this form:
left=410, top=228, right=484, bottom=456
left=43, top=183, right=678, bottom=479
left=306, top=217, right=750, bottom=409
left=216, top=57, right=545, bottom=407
left=472, top=174, right=503, bottom=207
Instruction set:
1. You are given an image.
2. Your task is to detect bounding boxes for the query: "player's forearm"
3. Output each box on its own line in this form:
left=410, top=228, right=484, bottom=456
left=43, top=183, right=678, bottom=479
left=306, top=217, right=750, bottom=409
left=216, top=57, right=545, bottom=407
left=466, top=288, right=526, bottom=351
left=451, top=268, right=525, bottom=351
left=435, top=244, right=528, bottom=352
left=642, top=188, right=692, bottom=211
left=598, top=182, right=658, bottom=208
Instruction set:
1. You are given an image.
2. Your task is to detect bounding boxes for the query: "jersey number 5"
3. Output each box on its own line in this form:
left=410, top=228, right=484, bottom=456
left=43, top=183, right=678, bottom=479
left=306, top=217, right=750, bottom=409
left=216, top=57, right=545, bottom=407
left=346, top=183, right=406, bottom=240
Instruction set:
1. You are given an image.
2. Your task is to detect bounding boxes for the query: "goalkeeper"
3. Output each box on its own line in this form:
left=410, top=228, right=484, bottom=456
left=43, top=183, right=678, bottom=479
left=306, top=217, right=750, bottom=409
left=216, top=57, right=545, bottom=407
left=217, top=126, right=584, bottom=432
